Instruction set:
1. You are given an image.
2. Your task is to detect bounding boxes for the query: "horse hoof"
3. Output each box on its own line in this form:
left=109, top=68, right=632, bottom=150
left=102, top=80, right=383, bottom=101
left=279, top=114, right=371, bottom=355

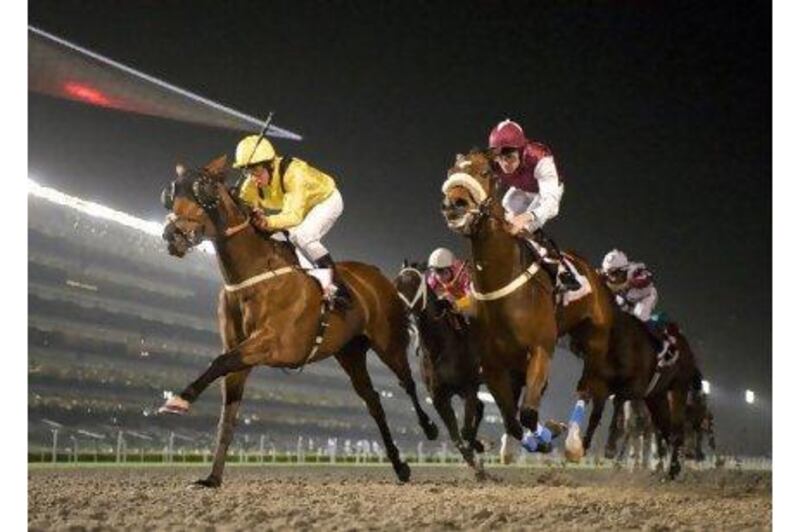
left=395, top=462, right=411, bottom=483
left=564, top=424, right=584, bottom=463
left=159, top=396, right=190, bottom=415
left=423, top=422, right=439, bottom=441
left=188, top=477, right=220, bottom=489
left=668, top=464, right=681, bottom=480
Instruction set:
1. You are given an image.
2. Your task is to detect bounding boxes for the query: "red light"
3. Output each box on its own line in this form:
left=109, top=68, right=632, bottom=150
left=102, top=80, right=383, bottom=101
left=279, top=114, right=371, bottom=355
left=63, top=82, right=112, bottom=107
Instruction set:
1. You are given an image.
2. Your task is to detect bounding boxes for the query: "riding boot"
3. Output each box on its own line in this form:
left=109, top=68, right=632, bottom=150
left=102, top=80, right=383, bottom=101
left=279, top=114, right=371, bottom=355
left=316, top=254, right=352, bottom=309
left=532, top=231, right=582, bottom=292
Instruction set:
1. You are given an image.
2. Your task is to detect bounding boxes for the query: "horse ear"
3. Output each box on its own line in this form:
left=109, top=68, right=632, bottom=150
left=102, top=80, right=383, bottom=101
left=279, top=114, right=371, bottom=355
left=203, top=154, right=229, bottom=180
left=402, top=259, right=409, bottom=268
left=175, top=162, right=188, bottom=177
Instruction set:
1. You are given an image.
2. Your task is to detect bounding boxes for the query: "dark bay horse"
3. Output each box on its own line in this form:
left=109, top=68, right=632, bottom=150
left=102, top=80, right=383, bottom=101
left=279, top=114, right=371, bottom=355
left=440, top=150, right=696, bottom=478
left=394, top=261, right=485, bottom=476
left=158, top=156, right=437, bottom=486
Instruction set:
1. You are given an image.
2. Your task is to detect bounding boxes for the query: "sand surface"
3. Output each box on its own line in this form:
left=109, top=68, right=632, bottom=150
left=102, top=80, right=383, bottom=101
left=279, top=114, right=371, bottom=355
left=28, top=464, right=771, bottom=531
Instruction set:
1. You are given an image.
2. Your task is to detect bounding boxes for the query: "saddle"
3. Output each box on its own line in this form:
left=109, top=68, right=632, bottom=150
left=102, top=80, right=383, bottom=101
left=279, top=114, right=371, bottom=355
left=519, top=234, right=591, bottom=306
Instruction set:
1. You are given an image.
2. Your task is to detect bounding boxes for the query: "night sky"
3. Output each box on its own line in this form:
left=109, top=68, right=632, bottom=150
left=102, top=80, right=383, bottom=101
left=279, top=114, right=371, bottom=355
left=29, top=1, right=771, bottom=434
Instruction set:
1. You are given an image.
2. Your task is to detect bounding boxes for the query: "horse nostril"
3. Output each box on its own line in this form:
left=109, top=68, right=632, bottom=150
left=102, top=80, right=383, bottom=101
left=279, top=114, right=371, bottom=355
left=454, top=198, right=468, bottom=209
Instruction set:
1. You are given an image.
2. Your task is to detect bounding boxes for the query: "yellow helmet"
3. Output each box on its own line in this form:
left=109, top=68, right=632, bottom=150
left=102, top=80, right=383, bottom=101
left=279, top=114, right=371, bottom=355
left=233, top=135, right=276, bottom=168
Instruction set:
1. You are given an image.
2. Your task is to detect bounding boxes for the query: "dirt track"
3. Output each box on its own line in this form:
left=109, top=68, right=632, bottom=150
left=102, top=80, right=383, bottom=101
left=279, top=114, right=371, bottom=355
left=29, top=464, right=771, bottom=531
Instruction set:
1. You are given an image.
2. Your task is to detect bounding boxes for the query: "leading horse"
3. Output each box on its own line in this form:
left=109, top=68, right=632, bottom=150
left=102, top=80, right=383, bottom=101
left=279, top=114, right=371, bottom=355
left=158, top=156, right=437, bottom=486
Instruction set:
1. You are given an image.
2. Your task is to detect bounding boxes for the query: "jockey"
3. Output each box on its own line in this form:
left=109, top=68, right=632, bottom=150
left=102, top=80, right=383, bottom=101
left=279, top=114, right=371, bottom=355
left=426, top=248, right=475, bottom=316
left=233, top=134, right=351, bottom=305
left=487, top=119, right=580, bottom=292
left=601, top=249, right=677, bottom=363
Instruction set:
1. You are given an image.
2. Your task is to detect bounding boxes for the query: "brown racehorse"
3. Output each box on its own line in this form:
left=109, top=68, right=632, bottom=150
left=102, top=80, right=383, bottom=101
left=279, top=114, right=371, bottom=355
left=439, top=150, right=616, bottom=446
left=440, top=149, right=696, bottom=478
left=158, top=156, right=438, bottom=486
left=394, top=261, right=485, bottom=477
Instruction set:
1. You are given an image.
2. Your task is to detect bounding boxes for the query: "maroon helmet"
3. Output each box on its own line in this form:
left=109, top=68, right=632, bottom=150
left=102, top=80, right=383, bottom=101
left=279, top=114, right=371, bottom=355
left=488, top=119, right=527, bottom=150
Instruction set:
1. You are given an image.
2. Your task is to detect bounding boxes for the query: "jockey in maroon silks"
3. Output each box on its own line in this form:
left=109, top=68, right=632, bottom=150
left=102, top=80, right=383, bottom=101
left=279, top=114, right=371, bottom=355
left=487, top=119, right=580, bottom=292
left=426, top=247, right=474, bottom=316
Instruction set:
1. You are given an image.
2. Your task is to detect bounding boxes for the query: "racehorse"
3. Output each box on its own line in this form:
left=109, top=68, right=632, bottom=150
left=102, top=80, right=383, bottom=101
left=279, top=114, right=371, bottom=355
left=439, top=150, right=616, bottom=450
left=158, top=156, right=438, bottom=486
left=440, top=149, right=697, bottom=478
left=394, top=261, right=485, bottom=476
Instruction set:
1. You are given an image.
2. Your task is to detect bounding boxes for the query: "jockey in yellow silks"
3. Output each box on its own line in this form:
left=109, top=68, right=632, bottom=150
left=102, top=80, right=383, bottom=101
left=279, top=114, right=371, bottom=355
left=233, top=134, right=351, bottom=304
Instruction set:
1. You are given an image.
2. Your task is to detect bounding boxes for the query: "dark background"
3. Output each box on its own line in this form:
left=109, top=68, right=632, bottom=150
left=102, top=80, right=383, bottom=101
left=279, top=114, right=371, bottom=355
left=28, top=1, right=771, bottom=452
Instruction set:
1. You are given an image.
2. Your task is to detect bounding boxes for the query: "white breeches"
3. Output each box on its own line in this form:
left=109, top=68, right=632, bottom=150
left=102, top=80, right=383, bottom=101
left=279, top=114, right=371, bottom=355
left=288, top=189, right=343, bottom=262
left=631, top=290, right=658, bottom=321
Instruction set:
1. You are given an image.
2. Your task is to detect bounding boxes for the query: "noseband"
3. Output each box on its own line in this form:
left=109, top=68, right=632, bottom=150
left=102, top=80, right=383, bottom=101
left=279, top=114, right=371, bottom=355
left=162, top=172, right=251, bottom=249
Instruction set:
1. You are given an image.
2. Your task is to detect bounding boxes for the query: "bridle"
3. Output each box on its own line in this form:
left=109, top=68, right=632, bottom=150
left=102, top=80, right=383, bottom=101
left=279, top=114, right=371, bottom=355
left=442, top=161, right=542, bottom=301
left=442, top=165, right=507, bottom=237
left=161, top=171, right=252, bottom=249
left=397, top=267, right=428, bottom=312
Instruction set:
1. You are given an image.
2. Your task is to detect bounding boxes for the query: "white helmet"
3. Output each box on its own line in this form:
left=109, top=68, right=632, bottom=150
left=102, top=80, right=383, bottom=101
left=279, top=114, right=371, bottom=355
left=602, top=249, right=629, bottom=273
left=428, top=248, right=455, bottom=269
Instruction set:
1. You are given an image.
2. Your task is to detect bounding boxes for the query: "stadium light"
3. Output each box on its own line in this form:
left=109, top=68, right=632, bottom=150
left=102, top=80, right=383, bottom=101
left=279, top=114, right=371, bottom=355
left=29, top=177, right=217, bottom=254
left=745, top=389, right=755, bottom=404
left=701, top=380, right=710, bottom=394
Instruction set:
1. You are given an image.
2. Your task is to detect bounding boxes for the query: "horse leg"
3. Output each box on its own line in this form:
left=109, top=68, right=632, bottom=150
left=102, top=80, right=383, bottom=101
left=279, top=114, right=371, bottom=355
left=667, top=388, right=688, bottom=478
left=499, top=372, right=526, bottom=463
left=615, top=423, right=631, bottom=466
left=645, top=393, right=674, bottom=478
left=519, top=345, right=552, bottom=432
left=605, top=395, right=625, bottom=459
left=162, top=331, right=276, bottom=413
left=432, top=388, right=483, bottom=478
left=642, top=427, right=653, bottom=470
left=335, top=338, right=410, bottom=482
left=192, top=369, right=252, bottom=488
left=582, top=385, right=609, bottom=452
left=369, top=341, right=439, bottom=441
left=484, top=367, right=524, bottom=464
left=461, top=389, right=485, bottom=453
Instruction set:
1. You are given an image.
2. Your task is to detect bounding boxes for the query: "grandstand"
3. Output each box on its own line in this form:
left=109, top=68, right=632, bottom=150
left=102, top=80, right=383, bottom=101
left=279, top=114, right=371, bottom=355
left=28, top=180, right=505, bottom=457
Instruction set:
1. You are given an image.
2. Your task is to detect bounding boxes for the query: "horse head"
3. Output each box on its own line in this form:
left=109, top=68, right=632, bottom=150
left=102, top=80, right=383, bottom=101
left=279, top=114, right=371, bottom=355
left=160, top=155, right=250, bottom=257
left=440, top=149, right=502, bottom=235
